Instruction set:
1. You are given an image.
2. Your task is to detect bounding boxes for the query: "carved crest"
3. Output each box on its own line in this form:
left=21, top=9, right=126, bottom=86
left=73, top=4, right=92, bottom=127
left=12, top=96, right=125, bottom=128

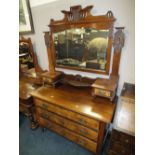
left=61, top=5, right=93, bottom=22
left=113, top=27, right=125, bottom=50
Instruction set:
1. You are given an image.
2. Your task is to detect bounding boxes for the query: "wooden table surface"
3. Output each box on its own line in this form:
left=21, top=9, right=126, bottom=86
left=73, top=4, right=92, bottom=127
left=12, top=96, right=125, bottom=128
left=30, top=84, right=116, bottom=123
left=113, top=83, right=135, bottom=136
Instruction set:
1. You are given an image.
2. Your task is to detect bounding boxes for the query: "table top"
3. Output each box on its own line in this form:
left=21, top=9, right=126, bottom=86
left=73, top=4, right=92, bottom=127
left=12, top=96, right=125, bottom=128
left=19, top=79, right=38, bottom=100
left=113, top=83, right=135, bottom=136
left=30, top=84, right=116, bottom=123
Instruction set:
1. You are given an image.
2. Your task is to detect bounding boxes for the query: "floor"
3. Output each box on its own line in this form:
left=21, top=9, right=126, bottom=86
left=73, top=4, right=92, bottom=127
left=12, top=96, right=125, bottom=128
left=19, top=114, right=109, bottom=155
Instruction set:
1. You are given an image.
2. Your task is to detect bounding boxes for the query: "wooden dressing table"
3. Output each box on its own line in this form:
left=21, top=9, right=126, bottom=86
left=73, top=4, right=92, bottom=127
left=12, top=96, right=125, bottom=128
left=19, top=36, right=44, bottom=129
left=30, top=5, right=125, bottom=155
left=31, top=84, right=116, bottom=154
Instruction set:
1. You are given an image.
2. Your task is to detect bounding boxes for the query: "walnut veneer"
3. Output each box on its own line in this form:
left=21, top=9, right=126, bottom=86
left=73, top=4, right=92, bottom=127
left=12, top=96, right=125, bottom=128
left=30, top=84, right=116, bottom=154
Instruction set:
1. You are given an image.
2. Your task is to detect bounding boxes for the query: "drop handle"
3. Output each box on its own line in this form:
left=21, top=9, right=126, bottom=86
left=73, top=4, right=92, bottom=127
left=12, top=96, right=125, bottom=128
left=60, top=120, right=65, bottom=125
left=79, top=118, right=87, bottom=124
left=41, top=113, right=49, bottom=119
left=79, top=140, right=85, bottom=145
left=79, top=128, right=88, bottom=135
left=42, top=103, right=48, bottom=109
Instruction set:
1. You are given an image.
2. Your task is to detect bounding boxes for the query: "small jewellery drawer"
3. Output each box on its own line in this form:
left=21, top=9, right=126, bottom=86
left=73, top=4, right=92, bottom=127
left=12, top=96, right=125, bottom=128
left=36, top=107, right=98, bottom=141
left=38, top=117, right=97, bottom=153
left=34, top=98, right=99, bottom=131
left=111, top=130, right=135, bottom=146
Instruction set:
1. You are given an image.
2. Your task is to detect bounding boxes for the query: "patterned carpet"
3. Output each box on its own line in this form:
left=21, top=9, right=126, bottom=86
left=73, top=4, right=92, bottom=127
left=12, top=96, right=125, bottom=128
left=19, top=113, right=109, bottom=155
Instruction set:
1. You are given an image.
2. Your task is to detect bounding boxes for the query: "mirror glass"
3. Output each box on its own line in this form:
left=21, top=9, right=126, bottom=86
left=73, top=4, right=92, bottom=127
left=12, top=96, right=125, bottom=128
left=19, top=42, right=34, bottom=69
left=54, top=28, right=109, bottom=71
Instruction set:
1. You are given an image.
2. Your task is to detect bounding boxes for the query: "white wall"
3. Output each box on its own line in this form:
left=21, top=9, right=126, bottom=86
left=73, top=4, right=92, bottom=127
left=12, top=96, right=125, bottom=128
left=23, top=0, right=135, bottom=94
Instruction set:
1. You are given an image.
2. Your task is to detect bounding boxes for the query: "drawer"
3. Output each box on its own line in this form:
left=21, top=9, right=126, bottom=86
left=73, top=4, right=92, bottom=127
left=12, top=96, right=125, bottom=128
left=34, top=98, right=99, bottom=131
left=38, top=117, right=97, bottom=153
left=108, top=150, right=118, bottom=155
left=111, top=130, right=135, bottom=146
left=109, top=142, right=134, bottom=155
left=36, top=107, right=98, bottom=141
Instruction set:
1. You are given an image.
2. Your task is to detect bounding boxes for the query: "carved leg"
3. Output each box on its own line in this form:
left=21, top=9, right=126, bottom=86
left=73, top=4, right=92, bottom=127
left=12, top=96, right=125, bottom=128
left=28, top=113, right=38, bottom=130
left=41, top=127, right=46, bottom=132
left=27, top=106, right=38, bottom=130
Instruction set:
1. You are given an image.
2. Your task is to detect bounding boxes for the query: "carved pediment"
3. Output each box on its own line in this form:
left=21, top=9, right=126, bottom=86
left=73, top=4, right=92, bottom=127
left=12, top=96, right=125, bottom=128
left=61, top=5, right=93, bottom=22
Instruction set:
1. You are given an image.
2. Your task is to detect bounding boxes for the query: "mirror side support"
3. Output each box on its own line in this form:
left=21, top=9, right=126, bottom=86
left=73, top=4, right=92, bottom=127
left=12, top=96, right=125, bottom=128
left=111, top=27, right=125, bottom=76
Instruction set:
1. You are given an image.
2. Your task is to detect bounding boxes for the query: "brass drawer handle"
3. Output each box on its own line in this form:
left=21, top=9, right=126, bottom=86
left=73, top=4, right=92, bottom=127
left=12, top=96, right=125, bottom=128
left=79, top=118, right=87, bottom=124
left=60, top=120, right=65, bottom=126
left=79, top=140, right=85, bottom=145
left=79, top=128, right=88, bottom=135
left=41, top=113, right=49, bottom=119
left=125, top=139, right=129, bottom=143
left=42, top=103, right=48, bottom=109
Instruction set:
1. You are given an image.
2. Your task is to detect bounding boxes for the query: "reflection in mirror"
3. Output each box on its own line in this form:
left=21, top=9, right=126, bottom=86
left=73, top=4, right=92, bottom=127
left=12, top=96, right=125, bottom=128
left=54, top=28, right=109, bottom=71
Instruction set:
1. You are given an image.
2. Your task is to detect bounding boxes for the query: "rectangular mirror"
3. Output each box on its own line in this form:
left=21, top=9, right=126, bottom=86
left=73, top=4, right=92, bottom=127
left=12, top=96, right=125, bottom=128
left=54, top=28, right=109, bottom=71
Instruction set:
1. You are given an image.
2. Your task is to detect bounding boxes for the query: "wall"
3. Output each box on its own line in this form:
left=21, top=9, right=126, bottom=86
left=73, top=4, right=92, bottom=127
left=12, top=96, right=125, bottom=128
left=23, top=0, right=135, bottom=94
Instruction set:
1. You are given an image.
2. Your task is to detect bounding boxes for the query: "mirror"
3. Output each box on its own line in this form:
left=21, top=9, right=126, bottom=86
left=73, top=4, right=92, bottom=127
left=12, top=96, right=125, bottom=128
left=54, top=28, right=109, bottom=71
left=19, top=42, right=34, bottom=69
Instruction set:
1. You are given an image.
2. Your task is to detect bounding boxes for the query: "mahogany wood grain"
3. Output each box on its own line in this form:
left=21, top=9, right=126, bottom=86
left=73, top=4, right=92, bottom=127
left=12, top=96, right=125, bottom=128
left=96, top=122, right=106, bottom=155
left=34, top=98, right=99, bottom=131
left=38, top=117, right=97, bottom=153
left=30, top=85, right=116, bottom=123
left=36, top=107, right=98, bottom=141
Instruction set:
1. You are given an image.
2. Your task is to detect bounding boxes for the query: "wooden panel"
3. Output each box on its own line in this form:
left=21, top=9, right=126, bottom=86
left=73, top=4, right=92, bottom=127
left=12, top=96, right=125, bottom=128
left=111, top=130, right=135, bottom=146
left=109, top=142, right=134, bottom=155
left=38, top=117, right=97, bottom=153
left=108, top=150, right=118, bottom=155
left=113, top=98, right=135, bottom=136
left=34, top=98, right=99, bottom=131
left=36, top=107, right=98, bottom=141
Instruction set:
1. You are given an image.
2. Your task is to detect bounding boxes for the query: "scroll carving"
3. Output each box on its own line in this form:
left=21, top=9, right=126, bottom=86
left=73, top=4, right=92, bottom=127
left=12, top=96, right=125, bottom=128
left=113, top=27, right=125, bottom=50
left=106, top=11, right=114, bottom=18
left=61, top=5, right=93, bottom=22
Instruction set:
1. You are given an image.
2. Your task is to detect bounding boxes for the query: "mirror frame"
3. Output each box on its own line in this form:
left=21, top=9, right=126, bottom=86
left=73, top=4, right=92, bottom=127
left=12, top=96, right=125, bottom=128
left=44, top=5, right=122, bottom=75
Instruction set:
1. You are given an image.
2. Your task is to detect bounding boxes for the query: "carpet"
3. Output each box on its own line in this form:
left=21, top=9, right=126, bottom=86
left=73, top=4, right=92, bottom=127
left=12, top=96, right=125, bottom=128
left=19, top=113, right=109, bottom=155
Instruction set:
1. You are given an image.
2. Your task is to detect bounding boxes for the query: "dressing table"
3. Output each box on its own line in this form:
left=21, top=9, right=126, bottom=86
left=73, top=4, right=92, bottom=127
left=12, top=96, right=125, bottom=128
left=30, top=5, right=125, bottom=154
left=19, top=36, right=44, bottom=129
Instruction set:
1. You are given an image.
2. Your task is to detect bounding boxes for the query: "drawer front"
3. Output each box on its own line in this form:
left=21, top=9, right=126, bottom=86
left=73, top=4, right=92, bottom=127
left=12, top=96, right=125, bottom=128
left=38, top=117, right=97, bottom=153
left=108, top=150, right=118, bottom=155
left=109, top=142, right=134, bottom=155
left=94, top=88, right=111, bottom=97
left=36, top=107, right=98, bottom=141
left=111, top=130, right=135, bottom=146
left=34, top=98, right=99, bottom=131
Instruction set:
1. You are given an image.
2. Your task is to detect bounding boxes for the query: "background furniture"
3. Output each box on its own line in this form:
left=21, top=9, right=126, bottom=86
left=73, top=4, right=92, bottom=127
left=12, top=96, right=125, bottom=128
left=19, top=36, right=44, bottom=129
left=19, top=36, right=44, bottom=84
left=19, top=79, right=38, bottom=129
left=108, top=83, right=135, bottom=155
